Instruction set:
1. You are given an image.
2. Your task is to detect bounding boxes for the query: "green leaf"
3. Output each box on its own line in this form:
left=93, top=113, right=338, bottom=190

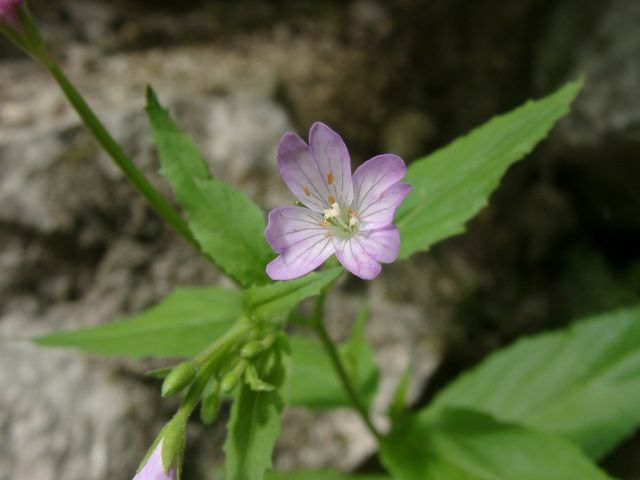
left=340, top=302, right=379, bottom=408
left=430, top=305, right=640, bottom=459
left=36, top=287, right=241, bottom=358
left=381, top=408, right=611, bottom=480
left=243, top=268, right=342, bottom=321
left=267, top=471, right=389, bottom=480
left=396, top=79, right=583, bottom=258
left=146, top=88, right=273, bottom=287
left=225, top=335, right=291, bottom=480
left=388, top=366, right=411, bottom=423
left=288, top=334, right=378, bottom=409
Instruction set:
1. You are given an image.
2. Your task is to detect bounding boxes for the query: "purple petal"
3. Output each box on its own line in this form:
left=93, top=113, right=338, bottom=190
left=333, top=236, right=382, bottom=280
left=133, top=442, right=176, bottom=480
left=358, top=226, right=401, bottom=263
left=266, top=206, right=327, bottom=254
left=0, top=0, right=21, bottom=25
left=266, top=231, right=335, bottom=281
left=352, top=154, right=407, bottom=213
left=359, top=183, right=411, bottom=230
left=277, top=132, right=332, bottom=211
left=309, top=122, right=354, bottom=206
left=277, top=123, right=353, bottom=212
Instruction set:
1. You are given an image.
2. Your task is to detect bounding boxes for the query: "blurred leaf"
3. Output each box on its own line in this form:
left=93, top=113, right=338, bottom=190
left=341, top=302, right=379, bottom=408
left=243, top=268, right=342, bottom=321
left=388, top=366, right=411, bottom=423
left=430, top=305, right=640, bottom=459
left=381, top=408, right=611, bottom=480
left=288, top=333, right=378, bottom=409
left=267, top=471, right=389, bottom=480
left=225, top=335, right=290, bottom=480
left=36, top=287, right=240, bottom=358
left=396, top=79, right=582, bottom=258
left=146, top=88, right=273, bottom=287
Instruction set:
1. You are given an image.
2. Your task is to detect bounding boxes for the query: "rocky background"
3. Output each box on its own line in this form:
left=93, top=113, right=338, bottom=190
left=0, top=0, right=639, bottom=478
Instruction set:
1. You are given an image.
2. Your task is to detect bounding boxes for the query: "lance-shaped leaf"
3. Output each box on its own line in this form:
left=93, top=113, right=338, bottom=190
left=429, top=305, right=640, bottom=459
left=267, top=471, right=389, bottom=480
left=36, top=287, right=241, bottom=358
left=243, top=267, right=342, bottom=321
left=396, top=79, right=582, bottom=258
left=381, top=408, right=611, bottom=480
left=146, top=88, right=273, bottom=287
left=225, top=335, right=290, bottom=480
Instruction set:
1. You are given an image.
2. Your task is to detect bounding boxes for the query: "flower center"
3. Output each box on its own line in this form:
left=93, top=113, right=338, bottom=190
left=321, top=202, right=359, bottom=237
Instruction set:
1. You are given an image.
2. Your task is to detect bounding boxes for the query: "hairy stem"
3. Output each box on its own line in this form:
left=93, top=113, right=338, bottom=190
left=47, top=63, right=199, bottom=250
left=311, top=292, right=383, bottom=442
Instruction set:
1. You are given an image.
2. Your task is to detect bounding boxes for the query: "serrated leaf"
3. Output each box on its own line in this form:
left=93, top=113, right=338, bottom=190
left=243, top=268, right=342, bottom=321
left=381, top=408, right=611, bottom=480
left=267, top=471, right=389, bottom=480
left=429, top=305, right=640, bottom=459
left=36, top=287, right=241, bottom=358
left=397, top=79, right=582, bottom=258
left=225, top=335, right=290, bottom=480
left=288, top=334, right=378, bottom=409
left=146, top=88, right=273, bottom=287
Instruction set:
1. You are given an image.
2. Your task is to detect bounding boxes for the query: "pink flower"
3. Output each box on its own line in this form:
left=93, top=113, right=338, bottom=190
left=0, top=0, right=22, bottom=25
left=133, top=441, right=177, bottom=480
left=266, top=122, right=410, bottom=280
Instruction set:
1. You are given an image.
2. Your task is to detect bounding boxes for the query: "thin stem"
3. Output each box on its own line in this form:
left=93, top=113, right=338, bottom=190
left=46, top=63, right=199, bottom=251
left=311, top=292, right=383, bottom=442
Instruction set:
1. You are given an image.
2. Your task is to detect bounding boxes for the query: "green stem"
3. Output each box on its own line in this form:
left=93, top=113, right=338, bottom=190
left=46, top=63, right=199, bottom=250
left=182, top=319, right=253, bottom=414
left=311, top=293, right=383, bottom=442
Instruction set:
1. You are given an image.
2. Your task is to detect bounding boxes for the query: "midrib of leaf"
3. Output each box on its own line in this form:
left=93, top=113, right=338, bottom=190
left=520, top=322, right=640, bottom=423
left=163, top=152, right=267, bottom=272
left=246, top=269, right=341, bottom=312
left=230, top=386, right=263, bottom=479
left=390, top=439, right=501, bottom=480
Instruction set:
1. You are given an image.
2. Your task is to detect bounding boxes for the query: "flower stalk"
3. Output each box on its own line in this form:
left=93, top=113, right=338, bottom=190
left=46, top=64, right=199, bottom=250
left=311, top=291, right=383, bottom=442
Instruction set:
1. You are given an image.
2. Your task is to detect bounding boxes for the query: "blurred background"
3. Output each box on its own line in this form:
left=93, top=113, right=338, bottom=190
left=0, top=0, right=639, bottom=478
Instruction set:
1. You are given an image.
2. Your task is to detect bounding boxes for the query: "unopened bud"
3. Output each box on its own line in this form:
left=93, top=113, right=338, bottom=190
left=159, top=417, right=185, bottom=476
left=200, top=392, right=221, bottom=426
left=0, top=0, right=22, bottom=26
left=161, top=362, right=197, bottom=398
left=220, top=371, right=239, bottom=394
left=240, top=340, right=264, bottom=359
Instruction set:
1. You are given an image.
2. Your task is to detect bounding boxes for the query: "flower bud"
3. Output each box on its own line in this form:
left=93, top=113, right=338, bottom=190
left=0, top=0, right=22, bottom=26
left=240, top=340, right=264, bottom=359
left=133, top=440, right=177, bottom=480
left=220, top=371, right=240, bottom=394
left=200, top=392, right=221, bottom=426
left=161, top=362, right=197, bottom=398
left=0, top=0, right=49, bottom=64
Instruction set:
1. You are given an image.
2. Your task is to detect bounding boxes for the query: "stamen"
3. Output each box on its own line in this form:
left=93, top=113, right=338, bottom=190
left=349, top=217, right=358, bottom=228
left=322, top=202, right=341, bottom=220
left=324, top=232, right=333, bottom=238
left=320, top=220, right=330, bottom=227
left=347, top=208, right=358, bottom=217
left=303, top=186, right=311, bottom=197
left=327, top=172, right=334, bottom=185
left=327, top=195, right=336, bottom=204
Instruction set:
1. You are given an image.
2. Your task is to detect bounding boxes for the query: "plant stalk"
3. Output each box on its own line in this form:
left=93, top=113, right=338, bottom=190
left=46, top=63, right=199, bottom=250
left=311, top=292, right=383, bottom=442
